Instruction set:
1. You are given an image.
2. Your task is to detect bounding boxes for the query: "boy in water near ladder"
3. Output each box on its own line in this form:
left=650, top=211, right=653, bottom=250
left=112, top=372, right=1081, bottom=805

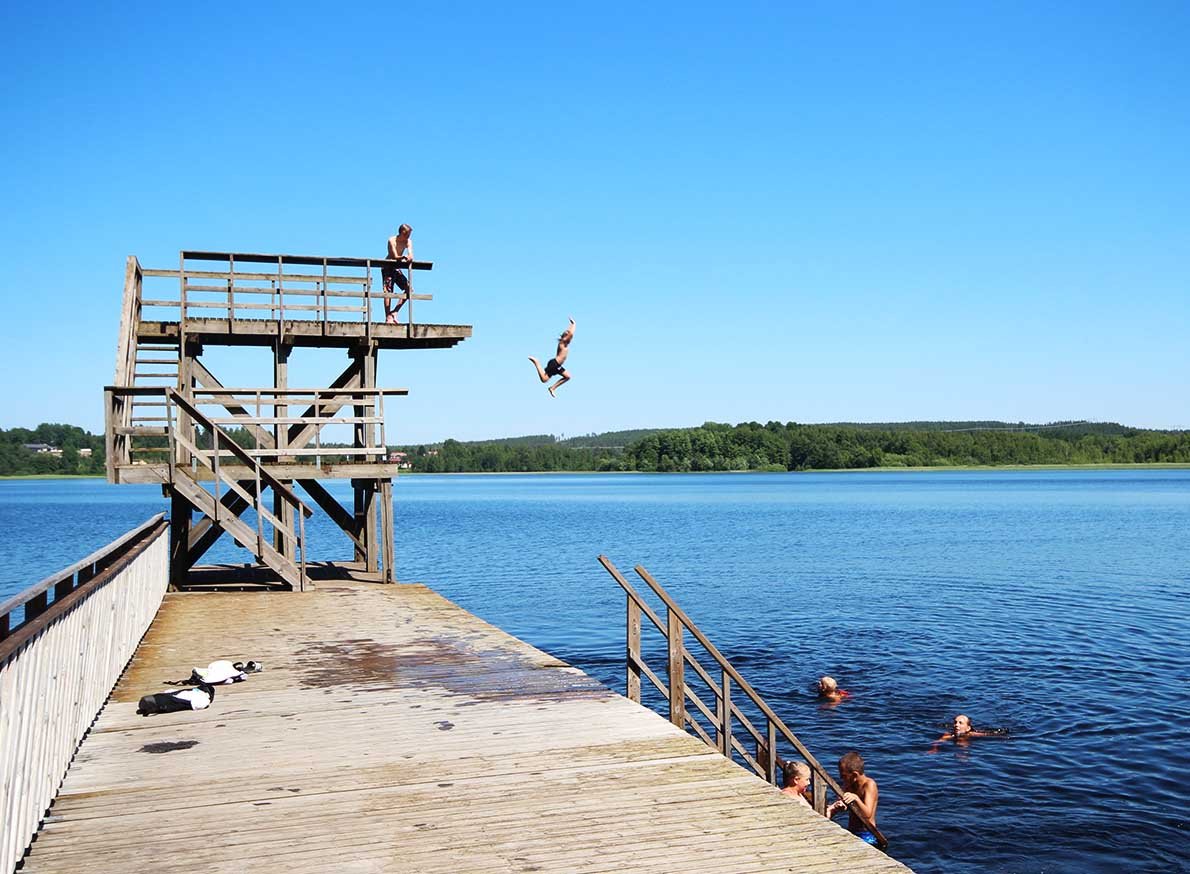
left=827, top=751, right=880, bottom=846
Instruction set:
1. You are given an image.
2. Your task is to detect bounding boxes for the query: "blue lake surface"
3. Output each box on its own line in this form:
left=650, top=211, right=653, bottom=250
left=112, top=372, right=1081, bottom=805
left=2, top=470, right=1188, bottom=873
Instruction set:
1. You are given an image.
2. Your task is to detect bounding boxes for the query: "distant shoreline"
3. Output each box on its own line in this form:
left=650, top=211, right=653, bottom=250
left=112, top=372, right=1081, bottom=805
left=0, top=474, right=105, bottom=480
left=4, top=463, right=1188, bottom=482
left=397, top=462, right=1190, bottom=476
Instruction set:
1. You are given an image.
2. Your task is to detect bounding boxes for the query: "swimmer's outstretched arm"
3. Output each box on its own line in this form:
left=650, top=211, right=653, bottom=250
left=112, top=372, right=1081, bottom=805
left=926, top=732, right=954, bottom=752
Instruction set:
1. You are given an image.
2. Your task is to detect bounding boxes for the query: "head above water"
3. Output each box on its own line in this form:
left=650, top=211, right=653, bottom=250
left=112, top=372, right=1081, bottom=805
left=838, top=750, right=865, bottom=780
left=819, top=676, right=838, bottom=694
left=783, top=760, right=811, bottom=790
left=953, top=714, right=972, bottom=735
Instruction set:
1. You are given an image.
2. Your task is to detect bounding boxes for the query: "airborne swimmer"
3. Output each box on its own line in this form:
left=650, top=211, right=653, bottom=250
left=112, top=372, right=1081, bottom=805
left=528, top=317, right=575, bottom=397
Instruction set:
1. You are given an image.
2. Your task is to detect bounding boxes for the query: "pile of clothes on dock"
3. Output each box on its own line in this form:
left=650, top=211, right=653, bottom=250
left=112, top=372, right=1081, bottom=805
left=136, top=660, right=263, bottom=716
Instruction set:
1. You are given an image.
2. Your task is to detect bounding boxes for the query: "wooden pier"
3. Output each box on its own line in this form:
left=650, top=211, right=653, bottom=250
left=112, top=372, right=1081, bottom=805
left=3, top=250, right=914, bottom=872
left=21, top=583, right=910, bottom=873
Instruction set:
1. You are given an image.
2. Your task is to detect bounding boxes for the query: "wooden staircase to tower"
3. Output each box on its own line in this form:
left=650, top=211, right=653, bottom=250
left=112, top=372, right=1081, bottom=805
left=105, top=250, right=472, bottom=590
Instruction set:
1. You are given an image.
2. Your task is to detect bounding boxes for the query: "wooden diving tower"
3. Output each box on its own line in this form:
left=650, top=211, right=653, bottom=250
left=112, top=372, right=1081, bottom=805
left=104, top=250, right=471, bottom=591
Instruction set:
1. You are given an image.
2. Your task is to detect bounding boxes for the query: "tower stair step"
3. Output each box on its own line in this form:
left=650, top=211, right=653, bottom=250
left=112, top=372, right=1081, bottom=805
left=172, top=471, right=302, bottom=589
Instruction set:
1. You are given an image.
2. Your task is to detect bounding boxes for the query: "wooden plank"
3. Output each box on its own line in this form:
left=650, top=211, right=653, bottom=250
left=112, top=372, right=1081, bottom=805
left=178, top=251, right=434, bottom=270
left=667, top=608, right=685, bottom=728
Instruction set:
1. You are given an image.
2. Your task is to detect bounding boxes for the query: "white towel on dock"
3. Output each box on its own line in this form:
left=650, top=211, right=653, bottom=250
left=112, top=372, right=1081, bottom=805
left=191, top=660, right=247, bottom=685
left=173, top=687, right=214, bottom=710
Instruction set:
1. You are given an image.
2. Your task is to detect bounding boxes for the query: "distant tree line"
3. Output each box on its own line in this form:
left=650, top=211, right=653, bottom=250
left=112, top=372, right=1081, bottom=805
left=400, top=439, right=619, bottom=473
left=0, top=425, right=106, bottom=476
left=399, top=421, right=1190, bottom=474
left=5, top=420, right=1186, bottom=477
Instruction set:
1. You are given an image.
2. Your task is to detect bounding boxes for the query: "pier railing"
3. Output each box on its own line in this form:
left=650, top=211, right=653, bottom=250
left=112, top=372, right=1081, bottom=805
left=0, top=515, right=169, bottom=873
left=598, top=556, right=888, bottom=850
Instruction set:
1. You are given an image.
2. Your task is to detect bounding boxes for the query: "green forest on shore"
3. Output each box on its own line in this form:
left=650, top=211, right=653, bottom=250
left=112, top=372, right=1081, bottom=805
left=3, top=420, right=1189, bottom=477
left=398, top=421, right=1190, bottom=473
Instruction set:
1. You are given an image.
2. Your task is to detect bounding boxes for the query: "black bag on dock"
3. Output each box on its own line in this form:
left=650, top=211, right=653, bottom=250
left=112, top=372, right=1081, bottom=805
left=137, top=682, right=215, bottom=716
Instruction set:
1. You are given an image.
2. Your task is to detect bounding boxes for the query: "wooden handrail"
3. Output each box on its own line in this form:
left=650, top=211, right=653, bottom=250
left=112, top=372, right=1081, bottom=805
left=167, top=390, right=312, bottom=518
left=178, top=251, right=434, bottom=270
left=0, top=517, right=170, bottom=872
left=0, top=515, right=166, bottom=656
left=134, top=251, right=436, bottom=329
left=598, top=555, right=888, bottom=850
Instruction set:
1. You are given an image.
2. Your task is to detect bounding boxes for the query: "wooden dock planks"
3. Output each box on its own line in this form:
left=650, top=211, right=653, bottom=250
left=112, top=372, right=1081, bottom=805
left=23, top=584, right=911, bottom=873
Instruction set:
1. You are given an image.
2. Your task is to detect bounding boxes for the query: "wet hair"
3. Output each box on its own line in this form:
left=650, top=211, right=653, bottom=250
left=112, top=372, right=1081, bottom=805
left=783, top=760, right=811, bottom=785
left=839, top=751, right=865, bottom=775
left=398, top=223, right=412, bottom=235
left=819, top=676, right=837, bottom=692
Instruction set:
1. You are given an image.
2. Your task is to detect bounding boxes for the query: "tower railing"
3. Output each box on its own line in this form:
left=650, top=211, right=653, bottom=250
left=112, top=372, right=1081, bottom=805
left=105, top=386, right=406, bottom=473
left=598, top=556, right=888, bottom=850
left=137, top=251, right=434, bottom=331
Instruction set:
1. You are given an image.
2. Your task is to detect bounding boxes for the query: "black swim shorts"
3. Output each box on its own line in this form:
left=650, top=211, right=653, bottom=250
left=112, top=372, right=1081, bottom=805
left=381, top=265, right=409, bottom=294
left=545, top=358, right=566, bottom=378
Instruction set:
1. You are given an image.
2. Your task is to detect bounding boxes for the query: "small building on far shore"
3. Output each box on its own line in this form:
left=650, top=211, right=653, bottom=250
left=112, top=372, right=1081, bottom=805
left=23, top=443, right=62, bottom=456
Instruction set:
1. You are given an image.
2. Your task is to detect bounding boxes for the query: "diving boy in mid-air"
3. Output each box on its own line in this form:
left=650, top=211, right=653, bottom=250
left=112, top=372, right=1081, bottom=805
left=528, top=317, right=575, bottom=397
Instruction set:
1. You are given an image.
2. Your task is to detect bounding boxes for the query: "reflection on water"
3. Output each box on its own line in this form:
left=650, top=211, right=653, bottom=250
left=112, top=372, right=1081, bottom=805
left=1, top=470, right=1188, bottom=873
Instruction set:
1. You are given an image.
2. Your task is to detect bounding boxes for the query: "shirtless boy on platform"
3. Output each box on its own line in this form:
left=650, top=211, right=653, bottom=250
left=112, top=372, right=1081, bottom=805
left=826, top=751, right=880, bottom=846
left=382, top=224, right=413, bottom=323
left=528, top=317, right=575, bottom=397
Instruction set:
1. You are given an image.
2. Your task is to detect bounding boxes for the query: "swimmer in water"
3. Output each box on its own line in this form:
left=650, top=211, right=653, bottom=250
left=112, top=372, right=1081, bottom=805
left=780, top=760, right=813, bottom=809
left=928, top=713, right=1003, bottom=751
left=818, top=675, right=850, bottom=702
left=826, top=751, right=880, bottom=846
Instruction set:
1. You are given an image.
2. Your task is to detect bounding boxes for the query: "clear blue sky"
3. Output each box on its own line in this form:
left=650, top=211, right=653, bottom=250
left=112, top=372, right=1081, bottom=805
left=2, top=2, right=1187, bottom=442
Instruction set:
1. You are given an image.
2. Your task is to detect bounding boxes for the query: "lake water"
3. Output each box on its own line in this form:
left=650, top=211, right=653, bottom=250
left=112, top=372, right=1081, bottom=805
left=2, top=470, right=1188, bottom=873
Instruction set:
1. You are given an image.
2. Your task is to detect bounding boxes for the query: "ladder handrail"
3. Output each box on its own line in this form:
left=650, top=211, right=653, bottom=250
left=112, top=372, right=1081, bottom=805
left=598, top=555, right=888, bottom=850
left=167, top=389, right=312, bottom=519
